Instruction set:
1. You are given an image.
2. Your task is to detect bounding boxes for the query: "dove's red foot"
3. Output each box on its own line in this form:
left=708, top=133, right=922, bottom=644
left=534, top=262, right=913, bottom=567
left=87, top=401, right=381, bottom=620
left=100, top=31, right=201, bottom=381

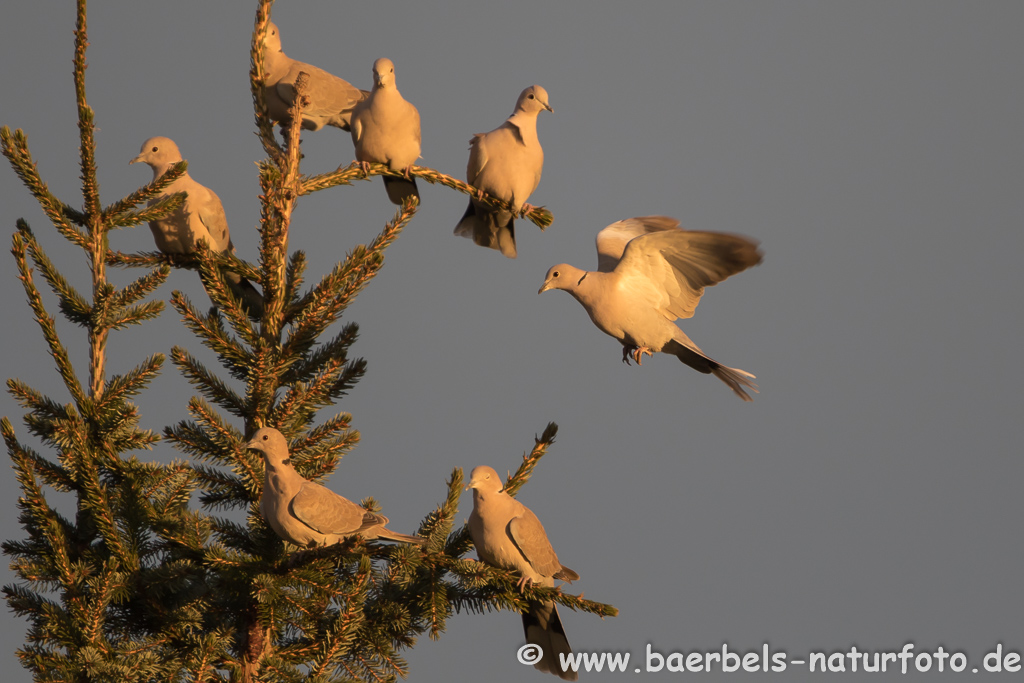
left=631, top=346, right=653, bottom=365
left=402, top=166, right=413, bottom=181
left=516, top=575, right=535, bottom=593
left=621, top=346, right=635, bottom=365
left=358, top=161, right=371, bottom=177
left=521, top=202, right=536, bottom=217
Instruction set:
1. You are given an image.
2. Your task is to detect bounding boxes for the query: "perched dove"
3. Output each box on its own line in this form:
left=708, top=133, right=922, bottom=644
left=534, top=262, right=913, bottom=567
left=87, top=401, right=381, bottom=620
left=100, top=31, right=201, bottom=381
left=246, top=427, right=425, bottom=547
left=350, top=58, right=421, bottom=205
left=467, top=466, right=579, bottom=681
left=454, top=85, right=552, bottom=258
left=130, top=137, right=264, bottom=318
left=260, top=22, right=368, bottom=132
left=539, top=216, right=762, bottom=401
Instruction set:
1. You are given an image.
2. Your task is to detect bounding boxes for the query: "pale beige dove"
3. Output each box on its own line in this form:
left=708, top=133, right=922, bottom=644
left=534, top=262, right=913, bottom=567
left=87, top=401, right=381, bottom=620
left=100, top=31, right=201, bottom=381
left=260, top=22, right=368, bottom=133
left=454, top=85, right=552, bottom=258
left=539, top=216, right=762, bottom=401
left=350, top=58, right=421, bottom=205
left=246, top=427, right=425, bottom=547
left=467, top=466, right=579, bottom=681
left=130, top=137, right=264, bottom=318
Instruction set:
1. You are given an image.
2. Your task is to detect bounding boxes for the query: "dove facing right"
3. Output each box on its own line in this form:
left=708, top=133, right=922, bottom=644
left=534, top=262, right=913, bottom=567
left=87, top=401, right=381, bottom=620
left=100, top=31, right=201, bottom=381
left=454, top=85, right=552, bottom=258
left=467, top=466, right=580, bottom=681
left=539, top=216, right=762, bottom=401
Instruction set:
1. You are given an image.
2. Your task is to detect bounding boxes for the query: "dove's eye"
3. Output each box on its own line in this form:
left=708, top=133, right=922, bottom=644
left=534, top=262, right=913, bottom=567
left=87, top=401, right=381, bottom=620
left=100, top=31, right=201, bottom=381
left=528, top=94, right=535, bottom=99
left=262, top=435, right=269, bottom=441
left=151, top=146, right=158, bottom=152
left=552, top=270, right=560, bottom=278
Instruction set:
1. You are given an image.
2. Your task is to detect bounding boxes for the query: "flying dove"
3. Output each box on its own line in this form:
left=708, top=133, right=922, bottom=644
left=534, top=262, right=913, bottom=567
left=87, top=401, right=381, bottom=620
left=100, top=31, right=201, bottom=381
left=454, top=85, right=552, bottom=258
left=130, top=137, right=264, bottom=318
left=467, top=466, right=579, bottom=681
left=260, top=22, right=368, bottom=133
left=539, top=216, right=762, bottom=401
left=350, top=58, right=421, bottom=205
left=246, top=427, right=426, bottom=547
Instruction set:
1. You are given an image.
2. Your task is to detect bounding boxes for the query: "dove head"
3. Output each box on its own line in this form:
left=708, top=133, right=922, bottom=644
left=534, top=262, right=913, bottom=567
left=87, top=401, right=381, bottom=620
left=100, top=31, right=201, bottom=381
left=467, top=466, right=504, bottom=496
left=515, top=85, right=553, bottom=115
left=371, top=58, right=396, bottom=89
left=538, top=263, right=586, bottom=294
left=130, top=137, right=183, bottom=176
left=245, top=427, right=291, bottom=467
left=261, top=22, right=282, bottom=53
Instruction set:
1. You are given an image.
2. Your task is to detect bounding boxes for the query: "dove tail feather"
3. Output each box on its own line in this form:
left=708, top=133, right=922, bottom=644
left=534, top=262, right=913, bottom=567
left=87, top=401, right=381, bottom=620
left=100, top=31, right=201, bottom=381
left=383, top=176, right=419, bottom=205
left=333, top=100, right=365, bottom=131
left=711, top=365, right=758, bottom=402
left=222, top=269, right=265, bottom=319
left=453, top=200, right=517, bottom=258
left=453, top=199, right=479, bottom=238
left=665, top=337, right=758, bottom=402
left=332, top=114, right=354, bottom=132
left=523, top=601, right=577, bottom=681
left=374, top=529, right=427, bottom=546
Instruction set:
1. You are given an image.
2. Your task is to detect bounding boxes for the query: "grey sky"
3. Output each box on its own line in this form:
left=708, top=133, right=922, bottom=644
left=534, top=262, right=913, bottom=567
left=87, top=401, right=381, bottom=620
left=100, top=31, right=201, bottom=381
left=1, top=2, right=1022, bottom=681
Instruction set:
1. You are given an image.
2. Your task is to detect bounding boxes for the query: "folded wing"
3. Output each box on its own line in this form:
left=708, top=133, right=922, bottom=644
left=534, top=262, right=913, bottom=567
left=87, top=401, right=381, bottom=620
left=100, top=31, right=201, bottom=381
left=291, top=481, right=381, bottom=536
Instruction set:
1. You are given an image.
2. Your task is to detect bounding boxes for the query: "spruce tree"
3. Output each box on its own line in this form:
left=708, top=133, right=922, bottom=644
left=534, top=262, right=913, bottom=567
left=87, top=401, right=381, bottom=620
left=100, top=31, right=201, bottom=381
left=1, top=2, right=615, bottom=681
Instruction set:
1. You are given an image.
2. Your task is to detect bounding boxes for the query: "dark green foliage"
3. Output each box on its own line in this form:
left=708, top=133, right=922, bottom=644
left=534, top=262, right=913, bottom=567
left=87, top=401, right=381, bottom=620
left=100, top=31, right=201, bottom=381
left=1, top=1, right=614, bottom=681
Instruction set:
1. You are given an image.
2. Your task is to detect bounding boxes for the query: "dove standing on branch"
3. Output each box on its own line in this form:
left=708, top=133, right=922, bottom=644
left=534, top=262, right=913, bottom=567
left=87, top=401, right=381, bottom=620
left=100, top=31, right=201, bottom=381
left=350, top=58, right=421, bottom=205
left=129, top=137, right=264, bottom=318
left=454, top=85, right=552, bottom=258
left=467, top=466, right=579, bottom=681
left=260, top=22, right=368, bottom=133
left=246, top=427, right=426, bottom=547
left=539, top=216, right=762, bottom=401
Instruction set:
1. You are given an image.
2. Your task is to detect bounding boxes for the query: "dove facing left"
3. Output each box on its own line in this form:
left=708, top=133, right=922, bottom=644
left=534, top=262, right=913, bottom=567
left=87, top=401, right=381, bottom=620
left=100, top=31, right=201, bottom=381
left=259, top=21, right=368, bottom=133
left=246, top=427, right=425, bottom=547
left=539, top=216, right=762, bottom=401
left=467, top=466, right=580, bottom=680
left=130, top=136, right=264, bottom=318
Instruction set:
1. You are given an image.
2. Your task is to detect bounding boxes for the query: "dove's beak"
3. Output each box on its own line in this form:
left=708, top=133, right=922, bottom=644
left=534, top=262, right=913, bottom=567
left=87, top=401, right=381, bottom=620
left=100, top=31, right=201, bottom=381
left=542, top=102, right=553, bottom=113
left=129, top=155, right=143, bottom=165
left=538, top=280, right=552, bottom=294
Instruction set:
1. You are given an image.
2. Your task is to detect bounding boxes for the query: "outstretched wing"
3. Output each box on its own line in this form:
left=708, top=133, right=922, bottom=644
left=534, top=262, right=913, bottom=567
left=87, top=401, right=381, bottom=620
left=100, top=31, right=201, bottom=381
left=595, top=216, right=681, bottom=272
left=613, top=220, right=762, bottom=320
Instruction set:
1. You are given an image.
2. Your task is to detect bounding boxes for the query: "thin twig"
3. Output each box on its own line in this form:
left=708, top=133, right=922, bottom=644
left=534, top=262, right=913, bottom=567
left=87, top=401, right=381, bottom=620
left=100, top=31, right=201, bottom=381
left=302, top=162, right=554, bottom=230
